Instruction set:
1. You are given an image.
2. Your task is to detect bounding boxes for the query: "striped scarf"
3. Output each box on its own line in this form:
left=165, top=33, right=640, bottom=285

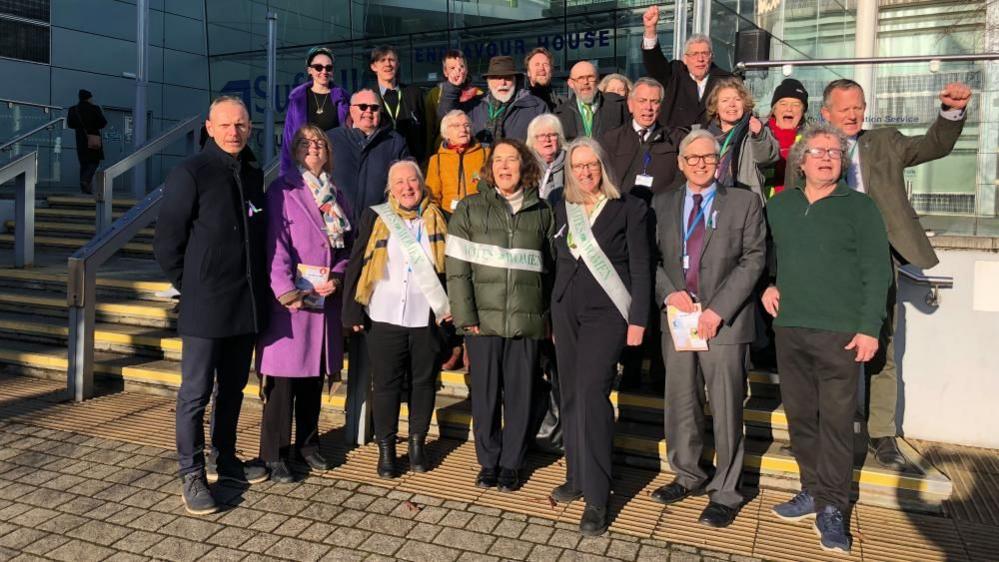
left=300, top=167, right=351, bottom=248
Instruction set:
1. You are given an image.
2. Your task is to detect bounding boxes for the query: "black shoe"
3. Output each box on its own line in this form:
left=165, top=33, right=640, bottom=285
left=650, top=482, right=700, bottom=505
left=408, top=434, right=428, bottom=473
left=699, top=502, right=738, bottom=528
left=212, top=455, right=269, bottom=485
left=579, top=503, right=608, bottom=536
left=267, top=460, right=295, bottom=484
left=871, top=437, right=909, bottom=470
left=300, top=450, right=333, bottom=471
left=180, top=472, right=218, bottom=515
left=377, top=439, right=397, bottom=479
left=497, top=467, right=520, bottom=493
left=476, top=467, right=498, bottom=488
left=551, top=482, right=583, bottom=503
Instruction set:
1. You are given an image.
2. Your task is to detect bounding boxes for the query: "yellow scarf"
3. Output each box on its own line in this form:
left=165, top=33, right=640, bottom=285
left=354, top=195, right=448, bottom=306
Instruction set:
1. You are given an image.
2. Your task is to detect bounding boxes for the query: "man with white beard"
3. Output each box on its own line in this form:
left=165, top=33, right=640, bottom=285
left=554, top=60, right=628, bottom=142
left=438, top=55, right=547, bottom=147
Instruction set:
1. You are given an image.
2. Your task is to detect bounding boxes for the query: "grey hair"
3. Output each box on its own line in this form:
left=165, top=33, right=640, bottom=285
left=526, top=113, right=565, bottom=148
left=629, top=77, right=665, bottom=101
left=679, top=129, right=721, bottom=156
left=684, top=34, right=712, bottom=54
left=440, top=109, right=469, bottom=134
left=350, top=88, right=377, bottom=104
left=787, top=122, right=850, bottom=181
left=384, top=159, right=430, bottom=200
left=563, top=137, right=621, bottom=204
left=598, top=73, right=633, bottom=95
left=208, top=95, right=248, bottom=118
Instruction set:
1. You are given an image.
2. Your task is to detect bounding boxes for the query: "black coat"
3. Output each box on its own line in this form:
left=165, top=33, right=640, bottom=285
left=598, top=123, right=687, bottom=204
left=153, top=139, right=269, bottom=338
left=328, top=125, right=410, bottom=224
left=66, top=101, right=107, bottom=162
left=552, top=195, right=652, bottom=328
left=642, top=42, right=731, bottom=129
left=375, top=83, right=428, bottom=163
left=529, top=83, right=565, bottom=112
left=554, top=91, right=629, bottom=141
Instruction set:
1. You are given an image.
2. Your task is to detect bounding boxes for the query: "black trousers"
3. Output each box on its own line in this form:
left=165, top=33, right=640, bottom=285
left=466, top=335, right=540, bottom=470
left=367, top=322, right=440, bottom=443
left=79, top=160, right=99, bottom=193
left=620, top=306, right=665, bottom=388
left=775, top=326, right=859, bottom=512
left=176, top=334, right=255, bottom=476
left=553, top=282, right=627, bottom=507
left=259, top=376, right=323, bottom=462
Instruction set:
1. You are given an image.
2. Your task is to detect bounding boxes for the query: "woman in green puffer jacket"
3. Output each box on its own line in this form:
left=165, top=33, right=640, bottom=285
left=446, top=138, right=555, bottom=493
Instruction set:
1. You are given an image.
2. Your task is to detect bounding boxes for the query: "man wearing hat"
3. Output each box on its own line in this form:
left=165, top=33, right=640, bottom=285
left=764, top=78, right=809, bottom=199
left=66, top=89, right=107, bottom=194
left=437, top=55, right=547, bottom=147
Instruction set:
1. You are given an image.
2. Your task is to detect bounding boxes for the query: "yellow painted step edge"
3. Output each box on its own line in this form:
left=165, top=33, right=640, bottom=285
left=0, top=293, right=173, bottom=319
left=0, top=234, right=152, bottom=252
left=46, top=196, right=137, bottom=207
left=0, top=319, right=182, bottom=352
left=0, top=268, right=170, bottom=293
left=3, top=220, right=154, bottom=237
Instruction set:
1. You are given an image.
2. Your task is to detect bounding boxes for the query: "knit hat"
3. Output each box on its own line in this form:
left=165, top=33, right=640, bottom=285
left=78, top=89, right=93, bottom=101
left=770, top=78, right=807, bottom=109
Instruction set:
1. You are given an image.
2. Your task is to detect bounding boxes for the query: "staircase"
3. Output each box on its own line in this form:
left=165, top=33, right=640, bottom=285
left=0, top=194, right=953, bottom=512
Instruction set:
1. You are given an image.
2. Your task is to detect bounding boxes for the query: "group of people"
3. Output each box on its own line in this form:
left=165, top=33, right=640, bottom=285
left=152, top=4, right=971, bottom=553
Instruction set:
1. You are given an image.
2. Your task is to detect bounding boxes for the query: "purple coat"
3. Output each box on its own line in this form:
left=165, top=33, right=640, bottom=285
left=256, top=171, right=353, bottom=378
left=281, top=81, right=351, bottom=175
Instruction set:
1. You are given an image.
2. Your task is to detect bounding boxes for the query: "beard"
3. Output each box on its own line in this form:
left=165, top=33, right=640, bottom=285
left=491, top=88, right=515, bottom=103
left=577, top=89, right=596, bottom=104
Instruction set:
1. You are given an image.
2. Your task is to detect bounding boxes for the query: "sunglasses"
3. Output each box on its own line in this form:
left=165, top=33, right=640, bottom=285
left=352, top=103, right=381, bottom=112
left=309, top=64, right=334, bottom=72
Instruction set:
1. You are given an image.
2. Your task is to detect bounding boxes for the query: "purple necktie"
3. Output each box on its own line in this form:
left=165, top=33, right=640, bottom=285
left=684, top=193, right=705, bottom=297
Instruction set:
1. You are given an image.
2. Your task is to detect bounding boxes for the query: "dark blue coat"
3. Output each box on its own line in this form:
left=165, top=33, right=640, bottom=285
left=328, top=125, right=410, bottom=223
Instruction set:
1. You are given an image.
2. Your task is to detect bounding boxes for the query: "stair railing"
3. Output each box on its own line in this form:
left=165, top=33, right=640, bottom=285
left=93, top=115, right=201, bottom=235
left=0, top=152, right=37, bottom=267
left=0, top=116, right=66, bottom=154
left=66, top=151, right=281, bottom=402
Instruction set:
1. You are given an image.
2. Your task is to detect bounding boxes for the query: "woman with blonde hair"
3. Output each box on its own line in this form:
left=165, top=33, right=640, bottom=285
left=549, top=137, right=651, bottom=536
left=597, top=73, right=633, bottom=99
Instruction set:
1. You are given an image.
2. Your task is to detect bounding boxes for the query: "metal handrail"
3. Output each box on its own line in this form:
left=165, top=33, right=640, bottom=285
left=1, top=97, right=63, bottom=112
left=0, top=117, right=66, bottom=152
left=94, top=115, right=201, bottom=234
left=0, top=152, right=37, bottom=267
left=735, top=53, right=999, bottom=71
left=899, top=265, right=954, bottom=308
left=66, top=155, right=280, bottom=401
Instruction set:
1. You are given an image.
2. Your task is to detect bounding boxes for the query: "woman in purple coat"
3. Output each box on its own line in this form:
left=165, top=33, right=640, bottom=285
left=280, top=47, right=351, bottom=175
left=257, top=123, right=353, bottom=483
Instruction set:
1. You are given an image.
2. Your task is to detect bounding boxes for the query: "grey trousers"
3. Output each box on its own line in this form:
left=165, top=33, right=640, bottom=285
left=662, top=338, right=746, bottom=508
left=865, top=267, right=899, bottom=439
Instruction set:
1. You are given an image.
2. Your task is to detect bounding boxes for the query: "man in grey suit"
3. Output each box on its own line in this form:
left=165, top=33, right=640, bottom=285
left=817, top=79, right=971, bottom=468
left=651, top=129, right=766, bottom=528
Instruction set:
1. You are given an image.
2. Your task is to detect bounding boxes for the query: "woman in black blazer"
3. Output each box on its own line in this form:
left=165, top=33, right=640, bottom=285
left=549, top=137, right=652, bottom=536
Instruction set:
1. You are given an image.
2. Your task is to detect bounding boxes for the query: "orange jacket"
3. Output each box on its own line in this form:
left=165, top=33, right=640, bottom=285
left=425, top=142, right=489, bottom=213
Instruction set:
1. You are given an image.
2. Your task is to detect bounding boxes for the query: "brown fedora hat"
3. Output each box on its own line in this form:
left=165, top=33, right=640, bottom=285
left=483, top=55, right=518, bottom=77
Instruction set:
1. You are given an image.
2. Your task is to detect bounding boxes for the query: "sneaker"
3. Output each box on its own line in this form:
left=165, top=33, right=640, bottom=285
left=211, top=455, right=269, bottom=484
left=814, top=505, right=851, bottom=553
left=180, top=472, right=218, bottom=515
left=772, top=490, right=816, bottom=522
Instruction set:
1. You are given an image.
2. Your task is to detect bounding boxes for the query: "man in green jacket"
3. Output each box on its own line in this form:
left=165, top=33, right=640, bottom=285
left=816, top=79, right=972, bottom=468
left=446, top=139, right=555, bottom=493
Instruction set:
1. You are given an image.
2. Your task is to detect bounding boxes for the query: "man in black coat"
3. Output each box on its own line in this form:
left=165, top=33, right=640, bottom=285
left=525, top=47, right=564, bottom=112
left=554, top=61, right=629, bottom=141
left=66, top=89, right=107, bottom=194
left=153, top=96, right=270, bottom=516
left=641, top=5, right=731, bottom=129
left=370, top=46, right=428, bottom=163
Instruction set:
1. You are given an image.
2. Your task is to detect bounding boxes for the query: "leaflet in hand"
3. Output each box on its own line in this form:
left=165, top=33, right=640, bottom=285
left=295, top=264, right=329, bottom=310
left=666, top=303, right=709, bottom=352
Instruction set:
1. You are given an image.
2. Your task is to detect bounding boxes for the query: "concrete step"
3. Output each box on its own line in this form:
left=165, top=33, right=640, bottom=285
left=45, top=195, right=137, bottom=209
left=33, top=208, right=126, bottom=223
left=4, top=220, right=155, bottom=240
left=0, top=311, right=181, bottom=359
left=0, top=262, right=170, bottom=299
left=0, top=286, right=176, bottom=328
left=0, top=233, right=153, bottom=256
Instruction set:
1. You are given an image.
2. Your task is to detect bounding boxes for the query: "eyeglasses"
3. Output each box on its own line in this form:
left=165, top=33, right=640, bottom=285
left=352, top=103, right=381, bottom=112
left=297, top=139, right=328, bottom=149
left=804, top=147, right=844, bottom=159
left=685, top=51, right=712, bottom=59
left=570, top=75, right=597, bottom=83
left=533, top=132, right=559, bottom=141
left=682, top=154, right=719, bottom=165
left=309, top=64, right=334, bottom=72
left=571, top=162, right=601, bottom=172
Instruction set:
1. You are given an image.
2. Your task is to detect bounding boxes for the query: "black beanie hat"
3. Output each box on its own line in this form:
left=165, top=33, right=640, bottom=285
left=78, top=89, right=93, bottom=101
left=770, top=78, right=807, bottom=109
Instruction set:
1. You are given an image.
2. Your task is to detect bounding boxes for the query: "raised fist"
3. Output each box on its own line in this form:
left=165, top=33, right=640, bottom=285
left=643, top=5, right=660, bottom=30
left=939, top=82, right=972, bottom=110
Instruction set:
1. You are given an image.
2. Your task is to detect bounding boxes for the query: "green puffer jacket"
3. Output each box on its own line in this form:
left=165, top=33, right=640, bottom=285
left=446, top=185, right=555, bottom=339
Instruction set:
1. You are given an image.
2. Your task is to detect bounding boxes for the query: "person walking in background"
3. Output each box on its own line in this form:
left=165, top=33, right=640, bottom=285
left=280, top=47, right=351, bottom=175
left=764, top=78, right=809, bottom=199
left=66, top=89, right=107, bottom=194
left=256, top=124, right=353, bottom=483
left=369, top=46, right=428, bottom=163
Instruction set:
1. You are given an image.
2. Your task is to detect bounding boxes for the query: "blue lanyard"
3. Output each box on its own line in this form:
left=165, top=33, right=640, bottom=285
left=682, top=190, right=717, bottom=252
left=642, top=150, right=652, bottom=175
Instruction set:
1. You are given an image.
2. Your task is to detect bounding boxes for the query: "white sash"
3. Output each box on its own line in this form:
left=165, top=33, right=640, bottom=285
left=445, top=235, right=544, bottom=272
left=565, top=201, right=631, bottom=320
left=372, top=204, right=451, bottom=319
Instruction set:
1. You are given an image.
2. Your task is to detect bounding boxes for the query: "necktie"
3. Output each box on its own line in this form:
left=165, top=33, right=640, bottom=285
left=637, top=128, right=648, bottom=143
left=581, top=103, right=594, bottom=137
left=684, top=193, right=705, bottom=297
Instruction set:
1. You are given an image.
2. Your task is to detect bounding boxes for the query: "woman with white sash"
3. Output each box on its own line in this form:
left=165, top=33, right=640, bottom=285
left=549, top=137, right=651, bottom=536
left=343, top=160, right=451, bottom=479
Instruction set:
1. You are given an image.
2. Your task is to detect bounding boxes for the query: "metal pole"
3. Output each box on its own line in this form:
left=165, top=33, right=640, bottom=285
left=13, top=153, right=36, bottom=268
left=67, top=258, right=96, bottom=401
left=133, top=0, right=149, bottom=200
left=855, top=0, right=879, bottom=129
left=692, top=0, right=711, bottom=37
left=673, top=0, right=688, bottom=59
left=264, top=12, right=277, bottom=163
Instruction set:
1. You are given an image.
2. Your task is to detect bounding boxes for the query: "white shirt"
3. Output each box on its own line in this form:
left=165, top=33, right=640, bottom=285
left=632, top=119, right=655, bottom=142
left=365, top=216, right=433, bottom=328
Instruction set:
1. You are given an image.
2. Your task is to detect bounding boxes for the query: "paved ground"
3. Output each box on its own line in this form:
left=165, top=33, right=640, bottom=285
left=0, top=374, right=997, bottom=562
